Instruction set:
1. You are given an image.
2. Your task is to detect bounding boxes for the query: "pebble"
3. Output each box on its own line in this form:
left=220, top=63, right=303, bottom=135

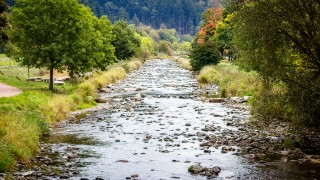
left=131, top=174, right=139, bottom=178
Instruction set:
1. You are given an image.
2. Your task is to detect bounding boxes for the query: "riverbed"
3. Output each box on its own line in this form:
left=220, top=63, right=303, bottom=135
left=12, top=59, right=320, bottom=180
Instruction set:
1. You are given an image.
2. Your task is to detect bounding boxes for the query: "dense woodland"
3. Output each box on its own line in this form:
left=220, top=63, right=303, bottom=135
left=6, top=0, right=221, bottom=35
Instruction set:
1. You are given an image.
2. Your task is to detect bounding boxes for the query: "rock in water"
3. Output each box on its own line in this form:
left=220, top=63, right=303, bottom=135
left=188, top=165, right=204, bottom=173
left=188, top=164, right=221, bottom=177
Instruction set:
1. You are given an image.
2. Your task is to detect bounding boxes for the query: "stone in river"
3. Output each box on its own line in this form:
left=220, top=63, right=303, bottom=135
left=131, top=174, right=139, bottom=178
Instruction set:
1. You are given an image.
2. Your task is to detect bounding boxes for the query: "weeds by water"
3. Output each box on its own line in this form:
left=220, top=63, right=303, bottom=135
left=172, top=56, right=192, bottom=70
left=197, top=61, right=259, bottom=98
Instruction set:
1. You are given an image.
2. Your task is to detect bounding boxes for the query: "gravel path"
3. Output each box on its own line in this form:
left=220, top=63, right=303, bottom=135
left=0, top=82, right=23, bottom=98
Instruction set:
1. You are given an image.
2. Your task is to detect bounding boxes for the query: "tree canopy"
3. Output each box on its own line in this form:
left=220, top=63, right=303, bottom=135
left=10, top=0, right=115, bottom=90
left=190, top=7, right=222, bottom=71
left=112, top=20, right=141, bottom=60
left=77, top=0, right=221, bottom=35
left=224, top=0, right=320, bottom=127
left=0, top=0, right=9, bottom=49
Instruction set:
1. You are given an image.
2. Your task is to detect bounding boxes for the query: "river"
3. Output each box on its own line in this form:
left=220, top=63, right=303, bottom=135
left=14, top=59, right=320, bottom=180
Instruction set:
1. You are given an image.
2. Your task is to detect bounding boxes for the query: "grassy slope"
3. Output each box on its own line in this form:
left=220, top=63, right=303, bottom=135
left=0, top=54, right=143, bottom=172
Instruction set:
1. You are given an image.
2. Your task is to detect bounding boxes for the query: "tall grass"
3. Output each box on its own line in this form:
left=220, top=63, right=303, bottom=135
left=0, top=58, right=143, bottom=172
left=172, top=56, right=192, bottom=70
left=197, top=62, right=258, bottom=97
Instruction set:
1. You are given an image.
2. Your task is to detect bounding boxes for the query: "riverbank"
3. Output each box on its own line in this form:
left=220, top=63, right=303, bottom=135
left=176, top=57, right=320, bottom=163
left=0, top=58, right=144, bottom=172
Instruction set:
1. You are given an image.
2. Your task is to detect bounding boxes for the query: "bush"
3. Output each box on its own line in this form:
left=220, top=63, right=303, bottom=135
left=44, top=96, right=72, bottom=122
left=190, top=41, right=221, bottom=71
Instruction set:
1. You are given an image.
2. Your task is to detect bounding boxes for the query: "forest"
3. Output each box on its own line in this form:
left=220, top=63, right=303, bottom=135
left=6, top=0, right=221, bottom=35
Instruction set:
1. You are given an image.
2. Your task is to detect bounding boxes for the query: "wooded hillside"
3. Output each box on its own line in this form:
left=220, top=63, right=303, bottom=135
left=6, top=0, right=221, bottom=35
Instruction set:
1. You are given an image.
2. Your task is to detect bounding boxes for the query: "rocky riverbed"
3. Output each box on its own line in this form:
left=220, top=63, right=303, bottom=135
left=8, top=59, right=320, bottom=180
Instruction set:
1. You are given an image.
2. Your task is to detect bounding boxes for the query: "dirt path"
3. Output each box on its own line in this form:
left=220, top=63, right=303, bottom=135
left=0, top=82, right=23, bottom=98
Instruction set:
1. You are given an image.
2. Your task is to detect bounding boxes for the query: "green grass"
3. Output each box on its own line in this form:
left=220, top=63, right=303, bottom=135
left=0, top=58, right=143, bottom=172
left=0, top=54, right=16, bottom=66
left=197, top=61, right=259, bottom=98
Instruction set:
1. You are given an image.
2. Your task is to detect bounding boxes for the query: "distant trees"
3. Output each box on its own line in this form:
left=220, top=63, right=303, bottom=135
left=10, top=0, right=115, bottom=91
left=78, top=0, right=211, bottom=35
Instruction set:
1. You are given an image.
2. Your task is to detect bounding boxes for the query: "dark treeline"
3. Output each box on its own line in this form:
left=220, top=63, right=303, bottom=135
left=6, top=0, right=221, bottom=35
left=79, top=0, right=211, bottom=35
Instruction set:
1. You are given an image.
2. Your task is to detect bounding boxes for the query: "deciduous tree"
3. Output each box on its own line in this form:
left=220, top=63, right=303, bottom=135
left=225, top=0, right=320, bottom=127
left=112, top=20, right=140, bottom=60
left=10, top=0, right=114, bottom=91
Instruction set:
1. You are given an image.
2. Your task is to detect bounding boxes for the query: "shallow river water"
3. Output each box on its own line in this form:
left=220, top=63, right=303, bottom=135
left=43, top=59, right=319, bottom=180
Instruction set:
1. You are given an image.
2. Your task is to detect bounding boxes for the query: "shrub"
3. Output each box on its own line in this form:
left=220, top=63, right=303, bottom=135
left=78, top=81, right=96, bottom=97
left=190, top=41, right=221, bottom=71
left=44, top=96, right=72, bottom=122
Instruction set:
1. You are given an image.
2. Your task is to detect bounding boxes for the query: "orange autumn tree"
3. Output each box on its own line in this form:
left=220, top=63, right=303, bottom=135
left=189, top=7, right=222, bottom=71
left=195, top=7, right=223, bottom=45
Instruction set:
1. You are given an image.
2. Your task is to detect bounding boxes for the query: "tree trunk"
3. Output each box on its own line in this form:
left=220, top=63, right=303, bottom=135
left=27, top=65, right=30, bottom=83
left=49, top=68, right=54, bottom=91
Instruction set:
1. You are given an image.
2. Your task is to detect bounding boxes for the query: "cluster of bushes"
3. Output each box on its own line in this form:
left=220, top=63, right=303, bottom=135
left=0, top=59, right=143, bottom=172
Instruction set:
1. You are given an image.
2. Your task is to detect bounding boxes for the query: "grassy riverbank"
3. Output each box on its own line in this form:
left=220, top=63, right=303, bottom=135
left=0, top=56, right=143, bottom=172
left=197, top=61, right=259, bottom=98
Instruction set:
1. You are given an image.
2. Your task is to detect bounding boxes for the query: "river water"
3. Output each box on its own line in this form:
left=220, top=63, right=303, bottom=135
left=42, top=59, right=319, bottom=180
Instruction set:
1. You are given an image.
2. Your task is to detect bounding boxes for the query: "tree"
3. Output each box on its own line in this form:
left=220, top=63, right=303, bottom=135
left=158, top=40, right=173, bottom=56
left=0, top=0, right=9, bottom=49
left=225, top=0, right=320, bottom=127
left=93, top=15, right=116, bottom=70
left=190, top=6, right=222, bottom=71
left=193, top=7, right=223, bottom=46
left=189, top=40, right=221, bottom=71
left=180, top=42, right=192, bottom=52
left=213, top=13, right=233, bottom=60
left=10, top=0, right=112, bottom=91
left=112, top=20, right=141, bottom=60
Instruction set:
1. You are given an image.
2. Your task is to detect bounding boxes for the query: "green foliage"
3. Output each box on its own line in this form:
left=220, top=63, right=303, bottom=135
left=190, top=41, right=221, bottom=71
left=228, top=0, right=320, bottom=127
left=10, top=0, right=115, bottom=90
left=0, top=149, right=15, bottom=172
left=79, top=0, right=211, bottom=35
left=213, top=13, right=233, bottom=58
left=250, top=80, right=289, bottom=123
left=136, top=34, right=155, bottom=60
left=0, top=0, right=9, bottom=49
left=158, top=41, right=173, bottom=56
left=179, top=42, right=192, bottom=52
left=112, top=20, right=141, bottom=60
